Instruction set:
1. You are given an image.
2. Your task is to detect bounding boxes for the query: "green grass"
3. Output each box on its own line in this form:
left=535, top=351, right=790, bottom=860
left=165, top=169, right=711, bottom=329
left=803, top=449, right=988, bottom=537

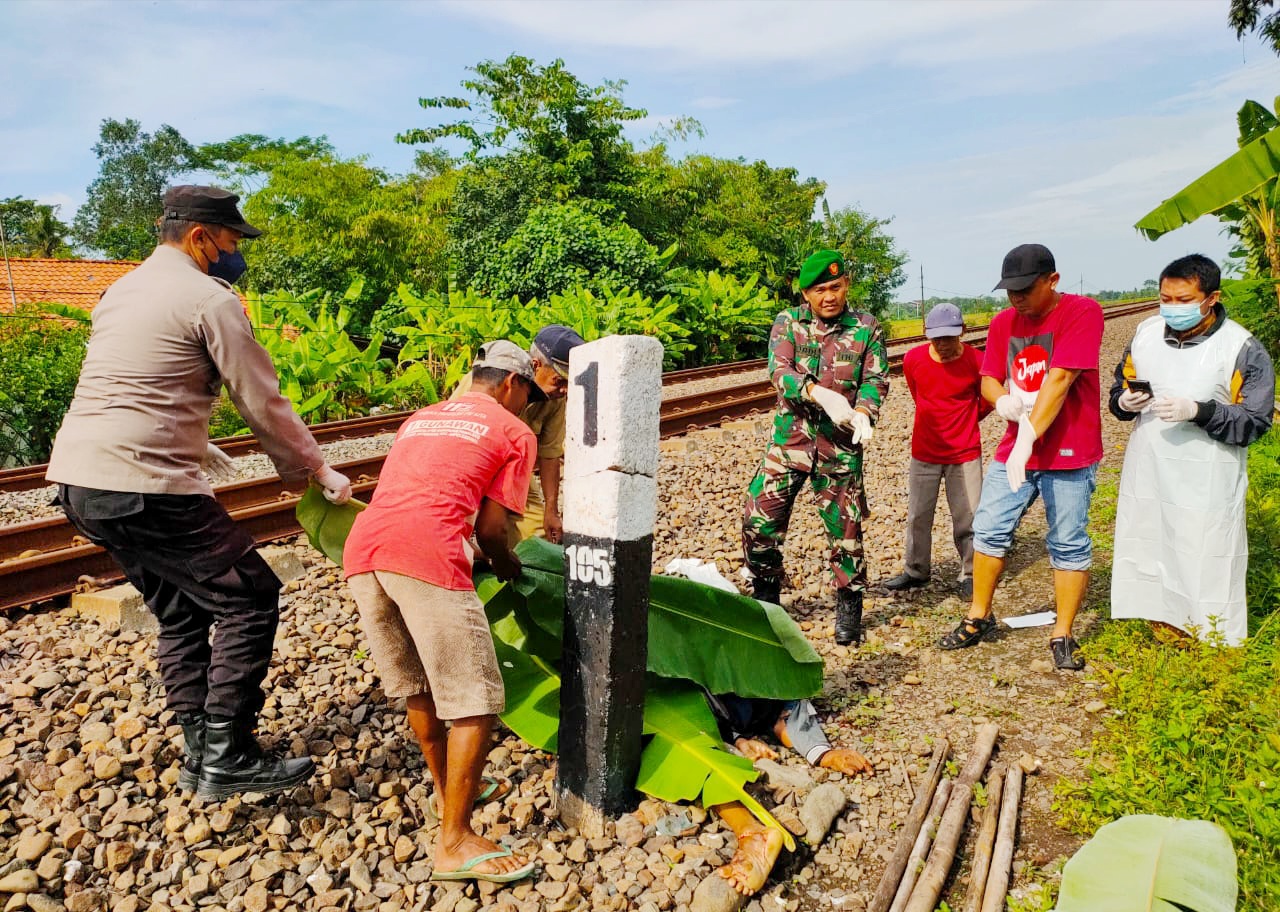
left=1057, top=432, right=1280, bottom=910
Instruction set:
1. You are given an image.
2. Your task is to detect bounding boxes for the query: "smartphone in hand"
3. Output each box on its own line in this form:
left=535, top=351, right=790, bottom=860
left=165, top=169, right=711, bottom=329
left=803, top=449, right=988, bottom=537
left=1127, top=378, right=1153, bottom=397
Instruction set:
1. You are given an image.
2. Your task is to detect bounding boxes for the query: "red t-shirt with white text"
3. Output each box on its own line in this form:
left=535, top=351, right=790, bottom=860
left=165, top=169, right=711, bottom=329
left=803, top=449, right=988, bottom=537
left=981, top=294, right=1103, bottom=471
left=343, top=393, right=536, bottom=590
left=903, top=343, right=989, bottom=464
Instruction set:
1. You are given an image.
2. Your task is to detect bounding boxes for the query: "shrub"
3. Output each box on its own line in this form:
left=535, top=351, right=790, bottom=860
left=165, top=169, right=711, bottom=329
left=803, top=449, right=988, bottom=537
left=1058, top=431, right=1280, bottom=909
left=0, top=306, right=89, bottom=465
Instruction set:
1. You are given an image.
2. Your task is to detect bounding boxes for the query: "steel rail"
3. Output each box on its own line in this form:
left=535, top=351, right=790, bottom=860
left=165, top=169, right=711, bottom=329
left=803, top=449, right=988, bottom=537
left=1, top=298, right=1163, bottom=611
left=0, top=299, right=1158, bottom=494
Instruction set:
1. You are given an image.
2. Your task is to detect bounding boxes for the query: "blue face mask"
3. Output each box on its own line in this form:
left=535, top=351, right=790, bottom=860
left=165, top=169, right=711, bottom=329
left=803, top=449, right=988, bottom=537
left=1160, top=300, right=1207, bottom=331
left=206, top=238, right=248, bottom=285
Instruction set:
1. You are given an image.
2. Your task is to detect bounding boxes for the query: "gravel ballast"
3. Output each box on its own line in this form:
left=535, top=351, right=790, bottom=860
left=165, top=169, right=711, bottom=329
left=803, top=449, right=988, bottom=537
left=0, top=311, right=1150, bottom=911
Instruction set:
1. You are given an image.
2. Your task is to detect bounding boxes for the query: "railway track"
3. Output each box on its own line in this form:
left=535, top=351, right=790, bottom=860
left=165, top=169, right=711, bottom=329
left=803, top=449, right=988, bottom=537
left=0, top=299, right=1159, bottom=611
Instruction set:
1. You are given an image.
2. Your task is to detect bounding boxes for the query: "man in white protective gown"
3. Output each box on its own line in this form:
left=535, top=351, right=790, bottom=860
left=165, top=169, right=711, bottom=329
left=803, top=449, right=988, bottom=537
left=1108, top=254, right=1275, bottom=646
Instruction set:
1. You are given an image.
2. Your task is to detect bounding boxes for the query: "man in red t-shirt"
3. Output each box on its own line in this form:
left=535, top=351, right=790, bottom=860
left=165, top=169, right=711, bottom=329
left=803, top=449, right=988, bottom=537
left=343, top=340, right=541, bottom=884
left=883, top=303, right=991, bottom=598
left=937, top=245, right=1103, bottom=671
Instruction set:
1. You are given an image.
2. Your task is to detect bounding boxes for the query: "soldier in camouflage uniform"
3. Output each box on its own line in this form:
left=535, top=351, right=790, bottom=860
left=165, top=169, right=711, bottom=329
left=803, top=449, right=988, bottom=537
left=742, top=249, right=889, bottom=646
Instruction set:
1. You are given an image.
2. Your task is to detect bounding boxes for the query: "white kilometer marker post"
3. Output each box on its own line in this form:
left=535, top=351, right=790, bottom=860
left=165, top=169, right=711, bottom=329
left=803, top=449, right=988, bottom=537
left=556, top=334, right=662, bottom=837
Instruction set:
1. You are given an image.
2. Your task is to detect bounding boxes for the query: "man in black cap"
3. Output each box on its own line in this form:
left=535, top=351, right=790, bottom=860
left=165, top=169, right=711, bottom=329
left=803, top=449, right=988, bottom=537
left=452, top=324, right=586, bottom=544
left=48, top=185, right=353, bottom=799
left=936, top=244, right=1103, bottom=671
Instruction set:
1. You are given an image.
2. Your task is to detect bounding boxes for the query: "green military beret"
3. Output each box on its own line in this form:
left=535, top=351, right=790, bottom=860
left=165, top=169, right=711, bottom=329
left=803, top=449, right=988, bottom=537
left=798, top=249, right=846, bottom=289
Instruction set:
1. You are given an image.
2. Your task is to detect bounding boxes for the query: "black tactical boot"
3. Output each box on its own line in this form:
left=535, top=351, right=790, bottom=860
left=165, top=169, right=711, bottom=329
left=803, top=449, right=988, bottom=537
left=752, top=576, right=782, bottom=605
left=195, top=717, right=315, bottom=801
left=176, top=710, right=206, bottom=793
left=835, top=589, right=863, bottom=646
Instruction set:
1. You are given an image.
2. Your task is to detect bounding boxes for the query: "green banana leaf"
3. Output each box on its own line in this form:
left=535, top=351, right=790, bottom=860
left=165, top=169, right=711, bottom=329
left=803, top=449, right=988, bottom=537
left=296, top=500, right=818, bottom=839
left=480, top=538, right=823, bottom=699
left=1056, top=815, right=1237, bottom=912
left=296, top=485, right=366, bottom=566
left=1135, top=120, right=1280, bottom=239
left=638, top=678, right=796, bottom=852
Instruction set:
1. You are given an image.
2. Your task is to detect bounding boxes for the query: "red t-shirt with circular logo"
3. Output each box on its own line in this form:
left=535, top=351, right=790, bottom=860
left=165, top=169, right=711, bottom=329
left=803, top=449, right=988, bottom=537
left=981, top=294, right=1104, bottom=471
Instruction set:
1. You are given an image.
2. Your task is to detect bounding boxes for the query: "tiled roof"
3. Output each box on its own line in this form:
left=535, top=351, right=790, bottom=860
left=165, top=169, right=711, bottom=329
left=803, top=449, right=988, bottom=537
left=0, top=257, right=142, bottom=313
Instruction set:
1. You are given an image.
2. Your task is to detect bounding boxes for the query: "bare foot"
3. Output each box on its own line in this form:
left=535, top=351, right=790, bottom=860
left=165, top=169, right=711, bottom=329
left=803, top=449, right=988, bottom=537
left=435, top=831, right=529, bottom=877
left=715, top=825, right=785, bottom=895
left=734, top=738, right=778, bottom=762
left=819, top=749, right=873, bottom=776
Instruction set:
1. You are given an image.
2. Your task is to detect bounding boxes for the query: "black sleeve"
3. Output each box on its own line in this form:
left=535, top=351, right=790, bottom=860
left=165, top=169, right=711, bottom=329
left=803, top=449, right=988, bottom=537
left=1191, top=336, right=1276, bottom=446
left=1108, top=344, right=1140, bottom=422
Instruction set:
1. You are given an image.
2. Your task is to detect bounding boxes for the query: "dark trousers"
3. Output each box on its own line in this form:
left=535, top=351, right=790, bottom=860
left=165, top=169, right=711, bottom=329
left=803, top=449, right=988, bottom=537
left=59, top=485, right=281, bottom=719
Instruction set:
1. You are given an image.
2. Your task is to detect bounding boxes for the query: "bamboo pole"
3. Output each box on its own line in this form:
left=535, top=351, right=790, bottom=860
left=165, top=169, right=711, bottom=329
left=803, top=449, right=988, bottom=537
left=903, top=722, right=1001, bottom=912
left=868, top=738, right=951, bottom=912
left=887, top=780, right=953, bottom=912
left=980, top=764, right=1023, bottom=912
left=962, top=765, right=1006, bottom=912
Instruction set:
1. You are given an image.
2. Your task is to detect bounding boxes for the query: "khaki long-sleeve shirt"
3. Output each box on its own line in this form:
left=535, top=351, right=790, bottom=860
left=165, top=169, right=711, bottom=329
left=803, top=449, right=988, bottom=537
left=47, top=245, right=323, bottom=495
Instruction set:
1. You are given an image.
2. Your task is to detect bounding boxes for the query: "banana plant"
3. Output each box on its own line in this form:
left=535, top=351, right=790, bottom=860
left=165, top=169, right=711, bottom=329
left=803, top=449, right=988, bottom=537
left=296, top=490, right=818, bottom=844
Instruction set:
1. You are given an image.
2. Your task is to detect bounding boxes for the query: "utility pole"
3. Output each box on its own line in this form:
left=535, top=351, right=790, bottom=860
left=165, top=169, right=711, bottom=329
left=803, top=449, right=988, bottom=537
left=919, top=265, right=925, bottom=319
left=0, top=218, right=18, bottom=314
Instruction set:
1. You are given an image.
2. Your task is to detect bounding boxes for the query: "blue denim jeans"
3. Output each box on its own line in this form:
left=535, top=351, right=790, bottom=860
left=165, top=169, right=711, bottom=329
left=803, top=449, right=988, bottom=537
left=972, top=461, right=1099, bottom=571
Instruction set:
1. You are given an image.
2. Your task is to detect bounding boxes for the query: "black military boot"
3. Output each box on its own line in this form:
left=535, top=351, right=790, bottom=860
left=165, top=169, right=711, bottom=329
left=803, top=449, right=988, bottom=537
left=195, top=716, right=315, bottom=801
left=835, top=589, right=863, bottom=646
left=752, top=576, right=782, bottom=605
left=176, top=710, right=206, bottom=793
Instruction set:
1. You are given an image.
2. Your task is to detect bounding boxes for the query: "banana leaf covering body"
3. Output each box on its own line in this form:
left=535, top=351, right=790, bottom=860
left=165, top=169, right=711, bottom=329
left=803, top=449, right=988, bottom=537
left=298, top=491, right=824, bottom=845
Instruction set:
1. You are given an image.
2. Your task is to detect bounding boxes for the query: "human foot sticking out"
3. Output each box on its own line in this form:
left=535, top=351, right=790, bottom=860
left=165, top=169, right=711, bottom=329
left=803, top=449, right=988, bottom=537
left=733, top=737, right=778, bottom=762
left=712, top=803, right=787, bottom=897
left=772, top=711, right=873, bottom=776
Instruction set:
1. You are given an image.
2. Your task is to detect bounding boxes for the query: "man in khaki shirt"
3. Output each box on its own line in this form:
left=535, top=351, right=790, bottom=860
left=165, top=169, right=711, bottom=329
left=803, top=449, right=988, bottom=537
left=48, top=186, right=351, bottom=801
left=451, top=324, right=585, bottom=544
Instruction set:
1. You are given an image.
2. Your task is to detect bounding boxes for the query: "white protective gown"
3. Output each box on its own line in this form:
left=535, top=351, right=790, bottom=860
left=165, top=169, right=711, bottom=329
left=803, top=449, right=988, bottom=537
left=1110, top=315, right=1252, bottom=646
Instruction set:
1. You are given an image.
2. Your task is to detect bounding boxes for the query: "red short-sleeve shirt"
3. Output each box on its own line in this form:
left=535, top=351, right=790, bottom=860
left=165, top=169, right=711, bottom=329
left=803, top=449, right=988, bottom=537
left=982, top=294, right=1104, bottom=471
left=343, top=393, right=536, bottom=590
left=903, top=342, right=987, bottom=464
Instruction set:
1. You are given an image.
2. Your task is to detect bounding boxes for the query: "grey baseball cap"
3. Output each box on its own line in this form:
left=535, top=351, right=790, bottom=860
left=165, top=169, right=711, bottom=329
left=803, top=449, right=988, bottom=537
left=924, top=302, right=965, bottom=339
left=473, top=340, right=547, bottom=400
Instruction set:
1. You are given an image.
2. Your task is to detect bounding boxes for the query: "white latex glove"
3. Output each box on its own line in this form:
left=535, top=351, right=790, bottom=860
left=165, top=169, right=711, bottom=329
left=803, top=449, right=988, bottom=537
left=849, top=409, right=874, bottom=445
left=201, top=444, right=238, bottom=484
left=810, top=385, right=858, bottom=430
left=1152, top=397, right=1198, bottom=423
left=1116, top=389, right=1153, bottom=413
left=314, top=464, right=353, bottom=504
left=1006, top=419, right=1038, bottom=493
left=994, top=394, right=1026, bottom=423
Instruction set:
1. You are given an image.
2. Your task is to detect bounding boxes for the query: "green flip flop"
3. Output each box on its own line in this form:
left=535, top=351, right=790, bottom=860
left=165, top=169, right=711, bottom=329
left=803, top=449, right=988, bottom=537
left=427, top=776, right=509, bottom=819
left=430, top=848, right=537, bottom=884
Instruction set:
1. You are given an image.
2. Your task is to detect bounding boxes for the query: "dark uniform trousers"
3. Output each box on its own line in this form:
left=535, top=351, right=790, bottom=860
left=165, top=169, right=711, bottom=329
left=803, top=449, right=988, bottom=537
left=59, top=485, right=281, bottom=719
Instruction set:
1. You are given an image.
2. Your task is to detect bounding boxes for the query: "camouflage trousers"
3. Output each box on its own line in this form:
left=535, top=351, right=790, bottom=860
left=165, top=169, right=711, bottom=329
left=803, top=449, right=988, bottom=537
left=742, top=444, right=868, bottom=593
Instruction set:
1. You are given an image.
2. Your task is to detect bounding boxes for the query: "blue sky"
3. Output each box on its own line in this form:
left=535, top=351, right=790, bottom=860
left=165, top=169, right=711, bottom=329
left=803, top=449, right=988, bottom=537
left=3, top=0, right=1279, bottom=301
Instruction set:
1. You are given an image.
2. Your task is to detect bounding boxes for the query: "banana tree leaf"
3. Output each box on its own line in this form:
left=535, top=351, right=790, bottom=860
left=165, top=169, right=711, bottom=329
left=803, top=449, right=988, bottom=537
left=1135, top=122, right=1280, bottom=239
left=647, top=574, right=822, bottom=700
left=295, top=486, right=366, bottom=566
left=491, top=631, right=562, bottom=753
left=637, top=679, right=795, bottom=852
left=479, top=576, right=563, bottom=663
left=485, top=539, right=822, bottom=700
left=1055, top=815, right=1237, bottom=912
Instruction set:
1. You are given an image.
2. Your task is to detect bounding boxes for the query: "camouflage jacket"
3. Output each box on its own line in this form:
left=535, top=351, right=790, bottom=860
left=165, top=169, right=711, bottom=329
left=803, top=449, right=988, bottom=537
left=767, top=303, right=889, bottom=471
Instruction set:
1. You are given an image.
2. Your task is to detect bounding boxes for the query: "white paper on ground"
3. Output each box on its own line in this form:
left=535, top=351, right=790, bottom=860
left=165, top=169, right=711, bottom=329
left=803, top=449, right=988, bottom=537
left=663, top=557, right=740, bottom=593
left=1003, top=610, right=1057, bottom=629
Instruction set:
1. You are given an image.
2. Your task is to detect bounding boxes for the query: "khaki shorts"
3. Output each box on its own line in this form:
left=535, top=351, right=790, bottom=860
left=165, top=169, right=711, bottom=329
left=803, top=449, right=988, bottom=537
left=347, top=571, right=505, bottom=720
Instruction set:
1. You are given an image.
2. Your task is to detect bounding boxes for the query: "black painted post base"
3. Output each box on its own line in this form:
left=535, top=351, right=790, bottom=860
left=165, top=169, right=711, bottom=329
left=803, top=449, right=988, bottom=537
left=556, top=532, right=652, bottom=834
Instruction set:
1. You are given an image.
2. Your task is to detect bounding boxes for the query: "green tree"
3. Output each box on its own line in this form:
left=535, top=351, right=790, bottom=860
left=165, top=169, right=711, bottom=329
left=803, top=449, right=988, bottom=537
left=72, top=118, right=197, bottom=259
left=240, top=155, right=454, bottom=329
left=0, top=198, right=74, bottom=258
left=0, top=307, right=89, bottom=464
left=197, top=133, right=335, bottom=194
left=473, top=201, right=668, bottom=300
left=1136, top=97, right=1280, bottom=308
left=1230, top=0, right=1280, bottom=55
